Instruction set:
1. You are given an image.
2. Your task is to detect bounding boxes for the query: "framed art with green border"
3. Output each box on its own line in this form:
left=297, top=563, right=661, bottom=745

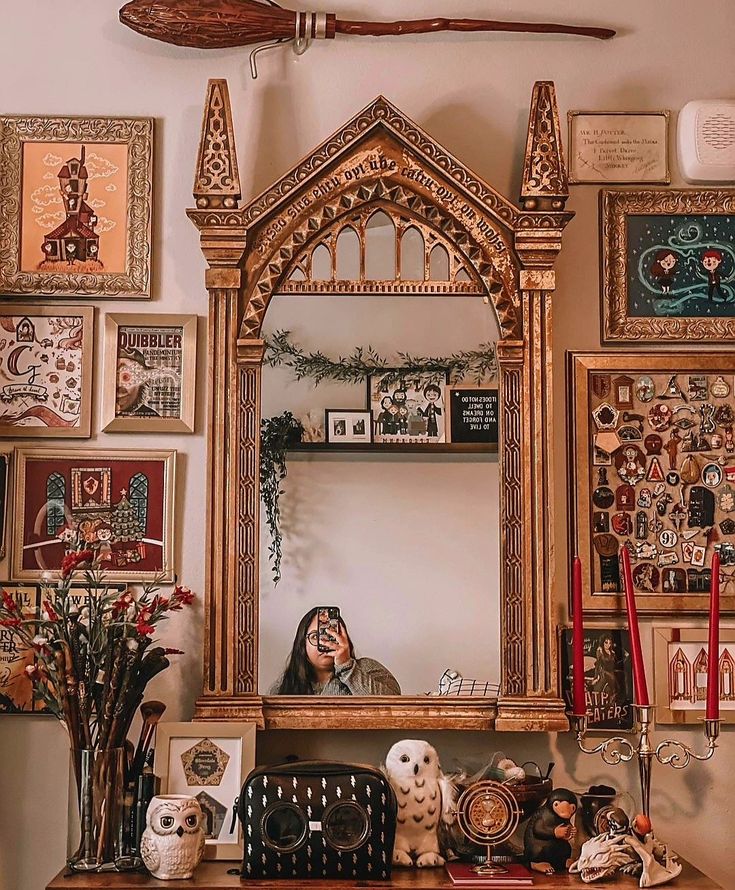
left=601, top=189, right=735, bottom=343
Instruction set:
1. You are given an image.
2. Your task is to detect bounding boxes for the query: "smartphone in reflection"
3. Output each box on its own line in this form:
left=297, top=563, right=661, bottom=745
left=317, top=606, right=340, bottom=653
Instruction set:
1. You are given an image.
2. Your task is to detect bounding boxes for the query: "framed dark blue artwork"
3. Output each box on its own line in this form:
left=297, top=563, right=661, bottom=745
left=601, top=190, right=735, bottom=342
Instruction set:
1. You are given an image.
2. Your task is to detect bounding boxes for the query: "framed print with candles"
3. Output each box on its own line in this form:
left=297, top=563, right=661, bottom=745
left=561, top=624, right=634, bottom=731
left=653, top=626, right=735, bottom=725
left=568, top=351, right=735, bottom=614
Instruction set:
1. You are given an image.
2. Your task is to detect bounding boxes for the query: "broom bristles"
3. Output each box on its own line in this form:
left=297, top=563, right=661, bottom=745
left=120, top=0, right=297, bottom=49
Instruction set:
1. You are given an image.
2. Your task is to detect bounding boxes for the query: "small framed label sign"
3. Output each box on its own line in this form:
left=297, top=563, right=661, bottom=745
left=568, top=111, right=670, bottom=184
left=447, top=386, right=498, bottom=443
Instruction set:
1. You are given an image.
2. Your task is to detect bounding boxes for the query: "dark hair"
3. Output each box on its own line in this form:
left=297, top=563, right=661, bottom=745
left=424, top=383, right=442, bottom=398
left=651, top=249, right=677, bottom=278
left=275, top=608, right=355, bottom=695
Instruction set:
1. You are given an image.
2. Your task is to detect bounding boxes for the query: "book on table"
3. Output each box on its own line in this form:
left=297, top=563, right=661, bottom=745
left=444, top=861, right=533, bottom=886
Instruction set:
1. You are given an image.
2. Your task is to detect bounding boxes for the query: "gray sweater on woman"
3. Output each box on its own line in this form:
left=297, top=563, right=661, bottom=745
left=271, top=657, right=401, bottom=695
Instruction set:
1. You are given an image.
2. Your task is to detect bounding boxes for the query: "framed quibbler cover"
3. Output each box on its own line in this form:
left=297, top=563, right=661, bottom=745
left=12, top=448, right=175, bottom=582
left=653, top=626, right=735, bottom=726
left=155, top=722, right=256, bottom=860
left=601, top=189, right=735, bottom=343
left=560, top=625, right=634, bottom=731
left=0, top=584, right=42, bottom=714
left=102, top=313, right=197, bottom=432
left=568, top=352, right=735, bottom=614
left=0, top=115, right=153, bottom=298
left=0, top=305, right=94, bottom=437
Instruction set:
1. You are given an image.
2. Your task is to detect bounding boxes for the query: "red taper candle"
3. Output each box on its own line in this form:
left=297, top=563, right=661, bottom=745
left=620, top=546, right=649, bottom=706
left=572, top=556, right=586, bottom=714
left=706, top=551, right=721, bottom=721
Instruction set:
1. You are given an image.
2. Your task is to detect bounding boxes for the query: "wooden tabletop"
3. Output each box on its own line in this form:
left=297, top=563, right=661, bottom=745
left=47, top=859, right=723, bottom=889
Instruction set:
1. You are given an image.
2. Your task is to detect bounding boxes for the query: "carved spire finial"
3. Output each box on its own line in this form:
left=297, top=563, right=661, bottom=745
left=520, top=81, right=568, bottom=211
left=193, top=79, right=241, bottom=210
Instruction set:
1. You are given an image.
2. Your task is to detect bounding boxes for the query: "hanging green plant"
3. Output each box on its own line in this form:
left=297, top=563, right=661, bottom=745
left=264, top=330, right=497, bottom=386
left=260, top=411, right=304, bottom=585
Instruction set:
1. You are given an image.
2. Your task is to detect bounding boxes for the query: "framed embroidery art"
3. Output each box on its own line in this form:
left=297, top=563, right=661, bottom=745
left=568, top=352, right=735, bottom=614
left=653, top=626, right=735, bottom=725
left=0, top=115, right=153, bottom=298
left=155, top=722, right=256, bottom=860
left=102, top=314, right=197, bottom=432
left=0, top=305, right=94, bottom=437
left=601, top=189, right=735, bottom=342
left=12, top=448, right=175, bottom=582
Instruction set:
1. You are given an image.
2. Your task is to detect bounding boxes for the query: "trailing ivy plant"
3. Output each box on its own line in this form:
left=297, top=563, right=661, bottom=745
left=260, top=411, right=304, bottom=585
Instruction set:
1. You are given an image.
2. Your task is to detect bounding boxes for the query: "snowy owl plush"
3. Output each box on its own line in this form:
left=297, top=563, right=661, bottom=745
left=384, top=739, right=457, bottom=868
left=140, top=794, right=205, bottom=880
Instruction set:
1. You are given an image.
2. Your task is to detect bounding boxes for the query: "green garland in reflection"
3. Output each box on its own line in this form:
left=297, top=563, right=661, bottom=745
left=264, top=329, right=497, bottom=385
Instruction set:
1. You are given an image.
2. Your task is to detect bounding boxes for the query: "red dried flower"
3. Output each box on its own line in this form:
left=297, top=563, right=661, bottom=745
left=1, top=589, right=19, bottom=614
left=163, top=648, right=184, bottom=655
left=0, top=617, right=21, bottom=627
left=136, top=619, right=155, bottom=636
left=60, top=549, right=95, bottom=579
left=42, top=601, right=60, bottom=622
left=172, top=585, right=194, bottom=606
left=111, top=592, right=134, bottom=619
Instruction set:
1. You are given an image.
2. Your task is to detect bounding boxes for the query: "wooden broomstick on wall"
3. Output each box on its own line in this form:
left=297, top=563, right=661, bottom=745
left=119, top=0, right=616, bottom=77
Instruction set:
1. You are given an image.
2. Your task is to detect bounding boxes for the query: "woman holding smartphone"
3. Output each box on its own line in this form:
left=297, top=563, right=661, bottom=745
left=272, top=608, right=401, bottom=695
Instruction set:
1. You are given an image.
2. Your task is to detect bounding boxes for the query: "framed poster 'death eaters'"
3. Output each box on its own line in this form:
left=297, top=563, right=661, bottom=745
left=368, top=372, right=447, bottom=443
left=102, top=314, right=197, bottom=432
left=568, top=352, right=735, bottom=615
left=13, top=448, right=175, bottom=582
left=601, top=189, right=735, bottom=342
left=0, top=305, right=94, bottom=437
left=0, top=116, right=153, bottom=298
left=561, top=625, right=634, bottom=731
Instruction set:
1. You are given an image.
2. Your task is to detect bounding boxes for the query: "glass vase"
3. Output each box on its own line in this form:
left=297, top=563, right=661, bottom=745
left=68, top=748, right=134, bottom=872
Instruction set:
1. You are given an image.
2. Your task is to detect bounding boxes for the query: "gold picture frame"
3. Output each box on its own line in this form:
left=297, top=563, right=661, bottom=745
left=653, top=626, right=735, bottom=725
left=102, top=313, right=197, bottom=433
left=568, top=111, right=670, bottom=184
left=155, top=722, right=256, bottom=860
left=12, top=447, right=175, bottom=582
left=0, top=115, right=153, bottom=298
left=568, top=351, right=735, bottom=615
left=0, top=304, right=94, bottom=438
left=601, top=189, right=735, bottom=343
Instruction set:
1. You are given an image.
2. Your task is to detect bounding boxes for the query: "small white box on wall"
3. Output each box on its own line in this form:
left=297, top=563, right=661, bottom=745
left=678, top=100, right=735, bottom=182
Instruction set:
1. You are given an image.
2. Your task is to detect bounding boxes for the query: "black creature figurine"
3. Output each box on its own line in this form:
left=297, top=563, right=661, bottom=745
left=523, top=788, right=578, bottom=875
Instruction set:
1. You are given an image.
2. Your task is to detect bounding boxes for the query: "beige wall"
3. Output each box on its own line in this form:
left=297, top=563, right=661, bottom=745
left=1, top=1, right=734, bottom=888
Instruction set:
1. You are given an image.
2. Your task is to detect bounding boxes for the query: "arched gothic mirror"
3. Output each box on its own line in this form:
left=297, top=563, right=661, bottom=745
left=189, top=81, right=573, bottom=731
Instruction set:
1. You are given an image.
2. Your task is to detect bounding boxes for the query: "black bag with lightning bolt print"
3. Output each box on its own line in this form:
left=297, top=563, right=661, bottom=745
left=238, top=760, right=397, bottom=879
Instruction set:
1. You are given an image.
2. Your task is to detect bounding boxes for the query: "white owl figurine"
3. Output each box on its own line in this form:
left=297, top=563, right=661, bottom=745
left=384, top=739, right=457, bottom=868
left=140, top=794, right=206, bottom=880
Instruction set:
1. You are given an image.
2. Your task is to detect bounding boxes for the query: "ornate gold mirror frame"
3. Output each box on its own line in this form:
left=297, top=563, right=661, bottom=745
left=189, top=80, right=573, bottom=731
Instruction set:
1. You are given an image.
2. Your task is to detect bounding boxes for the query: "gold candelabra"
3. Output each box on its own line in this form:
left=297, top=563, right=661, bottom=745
left=571, top=705, right=720, bottom=817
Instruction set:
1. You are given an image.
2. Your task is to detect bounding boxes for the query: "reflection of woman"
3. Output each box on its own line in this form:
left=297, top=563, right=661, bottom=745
left=271, top=608, right=401, bottom=695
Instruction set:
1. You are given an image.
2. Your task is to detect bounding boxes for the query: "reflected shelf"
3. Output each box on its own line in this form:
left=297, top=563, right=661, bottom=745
left=288, top=443, right=498, bottom=454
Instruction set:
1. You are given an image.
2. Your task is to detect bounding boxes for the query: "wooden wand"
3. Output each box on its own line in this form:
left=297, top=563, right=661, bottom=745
left=119, top=0, right=616, bottom=76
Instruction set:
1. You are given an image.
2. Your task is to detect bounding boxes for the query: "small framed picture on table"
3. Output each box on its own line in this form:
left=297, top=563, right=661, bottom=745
left=155, top=722, right=256, bottom=860
left=325, top=409, right=372, bottom=444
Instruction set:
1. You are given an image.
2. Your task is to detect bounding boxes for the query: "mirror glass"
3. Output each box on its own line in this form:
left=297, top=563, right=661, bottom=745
left=258, top=219, right=502, bottom=697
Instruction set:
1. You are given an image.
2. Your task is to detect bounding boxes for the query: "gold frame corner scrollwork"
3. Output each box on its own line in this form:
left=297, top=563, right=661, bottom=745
left=189, top=79, right=574, bottom=732
left=601, top=188, right=735, bottom=344
left=0, top=115, right=153, bottom=298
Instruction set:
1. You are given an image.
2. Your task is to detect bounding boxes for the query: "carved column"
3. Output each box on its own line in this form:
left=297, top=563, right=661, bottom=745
left=188, top=80, right=264, bottom=723
left=496, top=82, right=572, bottom=730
